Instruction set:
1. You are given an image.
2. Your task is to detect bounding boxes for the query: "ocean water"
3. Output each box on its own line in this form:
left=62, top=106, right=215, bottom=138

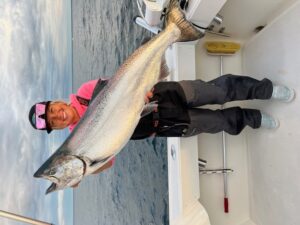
left=72, top=1, right=169, bottom=225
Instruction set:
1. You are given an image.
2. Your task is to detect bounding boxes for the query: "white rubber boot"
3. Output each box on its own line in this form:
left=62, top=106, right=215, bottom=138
left=271, top=85, right=295, bottom=102
left=260, top=112, right=279, bottom=129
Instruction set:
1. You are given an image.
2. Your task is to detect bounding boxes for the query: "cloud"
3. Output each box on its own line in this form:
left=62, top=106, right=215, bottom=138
left=0, top=1, right=72, bottom=224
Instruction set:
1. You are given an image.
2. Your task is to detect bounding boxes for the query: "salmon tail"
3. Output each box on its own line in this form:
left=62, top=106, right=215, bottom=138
left=166, top=0, right=204, bottom=42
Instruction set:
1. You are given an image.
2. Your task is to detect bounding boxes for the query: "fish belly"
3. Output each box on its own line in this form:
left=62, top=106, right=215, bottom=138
left=73, top=26, right=180, bottom=162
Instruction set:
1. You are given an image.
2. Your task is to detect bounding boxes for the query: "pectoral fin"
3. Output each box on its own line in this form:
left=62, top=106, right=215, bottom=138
left=141, top=101, right=158, bottom=117
left=89, top=156, right=112, bottom=167
left=82, top=155, right=113, bottom=175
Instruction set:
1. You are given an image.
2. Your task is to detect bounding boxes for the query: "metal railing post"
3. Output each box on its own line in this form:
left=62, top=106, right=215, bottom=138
left=0, top=210, right=53, bottom=225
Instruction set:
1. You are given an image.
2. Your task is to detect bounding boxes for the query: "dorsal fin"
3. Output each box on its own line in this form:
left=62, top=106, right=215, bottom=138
left=90, top=156, right=111, bottom=167
left=159, top=55, right=169, bottom=80
left=91, top=79, right=109, bottom=101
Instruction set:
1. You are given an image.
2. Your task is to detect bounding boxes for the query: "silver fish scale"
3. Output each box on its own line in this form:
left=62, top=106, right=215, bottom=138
left=65, top=26, right=180, bottom=169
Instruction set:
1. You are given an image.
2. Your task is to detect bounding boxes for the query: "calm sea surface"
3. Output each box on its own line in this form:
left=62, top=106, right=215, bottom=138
left=72, top=1, right=169, bottom=225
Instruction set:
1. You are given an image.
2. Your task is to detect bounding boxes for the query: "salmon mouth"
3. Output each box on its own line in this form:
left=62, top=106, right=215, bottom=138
left=59, top=109, right=67, bottom=121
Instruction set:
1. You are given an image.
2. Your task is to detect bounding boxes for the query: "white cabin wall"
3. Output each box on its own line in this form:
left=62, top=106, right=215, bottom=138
left=243, top=2, right=300, bottom=225
left=193, top=0, right=300, bottom=224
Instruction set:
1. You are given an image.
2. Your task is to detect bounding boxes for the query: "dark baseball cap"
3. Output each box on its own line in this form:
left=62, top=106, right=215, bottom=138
left=28, top=101, right=52, bottom=133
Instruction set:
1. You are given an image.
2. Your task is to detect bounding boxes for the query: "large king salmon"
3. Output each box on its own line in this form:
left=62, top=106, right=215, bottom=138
left=34, top=0, right=204, bottom=194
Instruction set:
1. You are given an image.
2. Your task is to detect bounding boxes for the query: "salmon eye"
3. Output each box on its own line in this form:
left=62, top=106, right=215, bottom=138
left=49, top=168, right=57, bottom=176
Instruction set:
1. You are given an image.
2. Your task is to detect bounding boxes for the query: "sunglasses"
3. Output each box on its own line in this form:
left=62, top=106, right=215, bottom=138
left=35, top=103, right=47, bottom=129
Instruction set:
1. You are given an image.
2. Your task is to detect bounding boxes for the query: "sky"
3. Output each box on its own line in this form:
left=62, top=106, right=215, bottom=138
left=0, top=1, right=73, bottom=225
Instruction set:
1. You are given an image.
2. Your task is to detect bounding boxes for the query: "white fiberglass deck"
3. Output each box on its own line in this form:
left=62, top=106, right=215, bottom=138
left=166, top=43, right=210, bottom=225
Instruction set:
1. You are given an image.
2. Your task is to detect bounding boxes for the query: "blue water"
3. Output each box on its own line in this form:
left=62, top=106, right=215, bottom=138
left=72, top=0, right=169, bottom=225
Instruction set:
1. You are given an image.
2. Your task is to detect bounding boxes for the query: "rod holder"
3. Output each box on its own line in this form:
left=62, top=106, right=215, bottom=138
left=199, top=168, right=233, bottom=175
left=198, top=158, right=207, bottom=168
left=213, top=14, right=223, bottom=25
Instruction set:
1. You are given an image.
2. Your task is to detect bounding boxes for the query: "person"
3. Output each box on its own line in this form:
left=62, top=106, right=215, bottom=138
left=28, top=75, right=295, bottom=177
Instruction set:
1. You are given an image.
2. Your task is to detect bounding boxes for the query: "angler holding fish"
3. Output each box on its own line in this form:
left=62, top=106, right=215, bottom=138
left=29, top=0, right=204, bottom=194
left=29, top=0, right=295, bottom=193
